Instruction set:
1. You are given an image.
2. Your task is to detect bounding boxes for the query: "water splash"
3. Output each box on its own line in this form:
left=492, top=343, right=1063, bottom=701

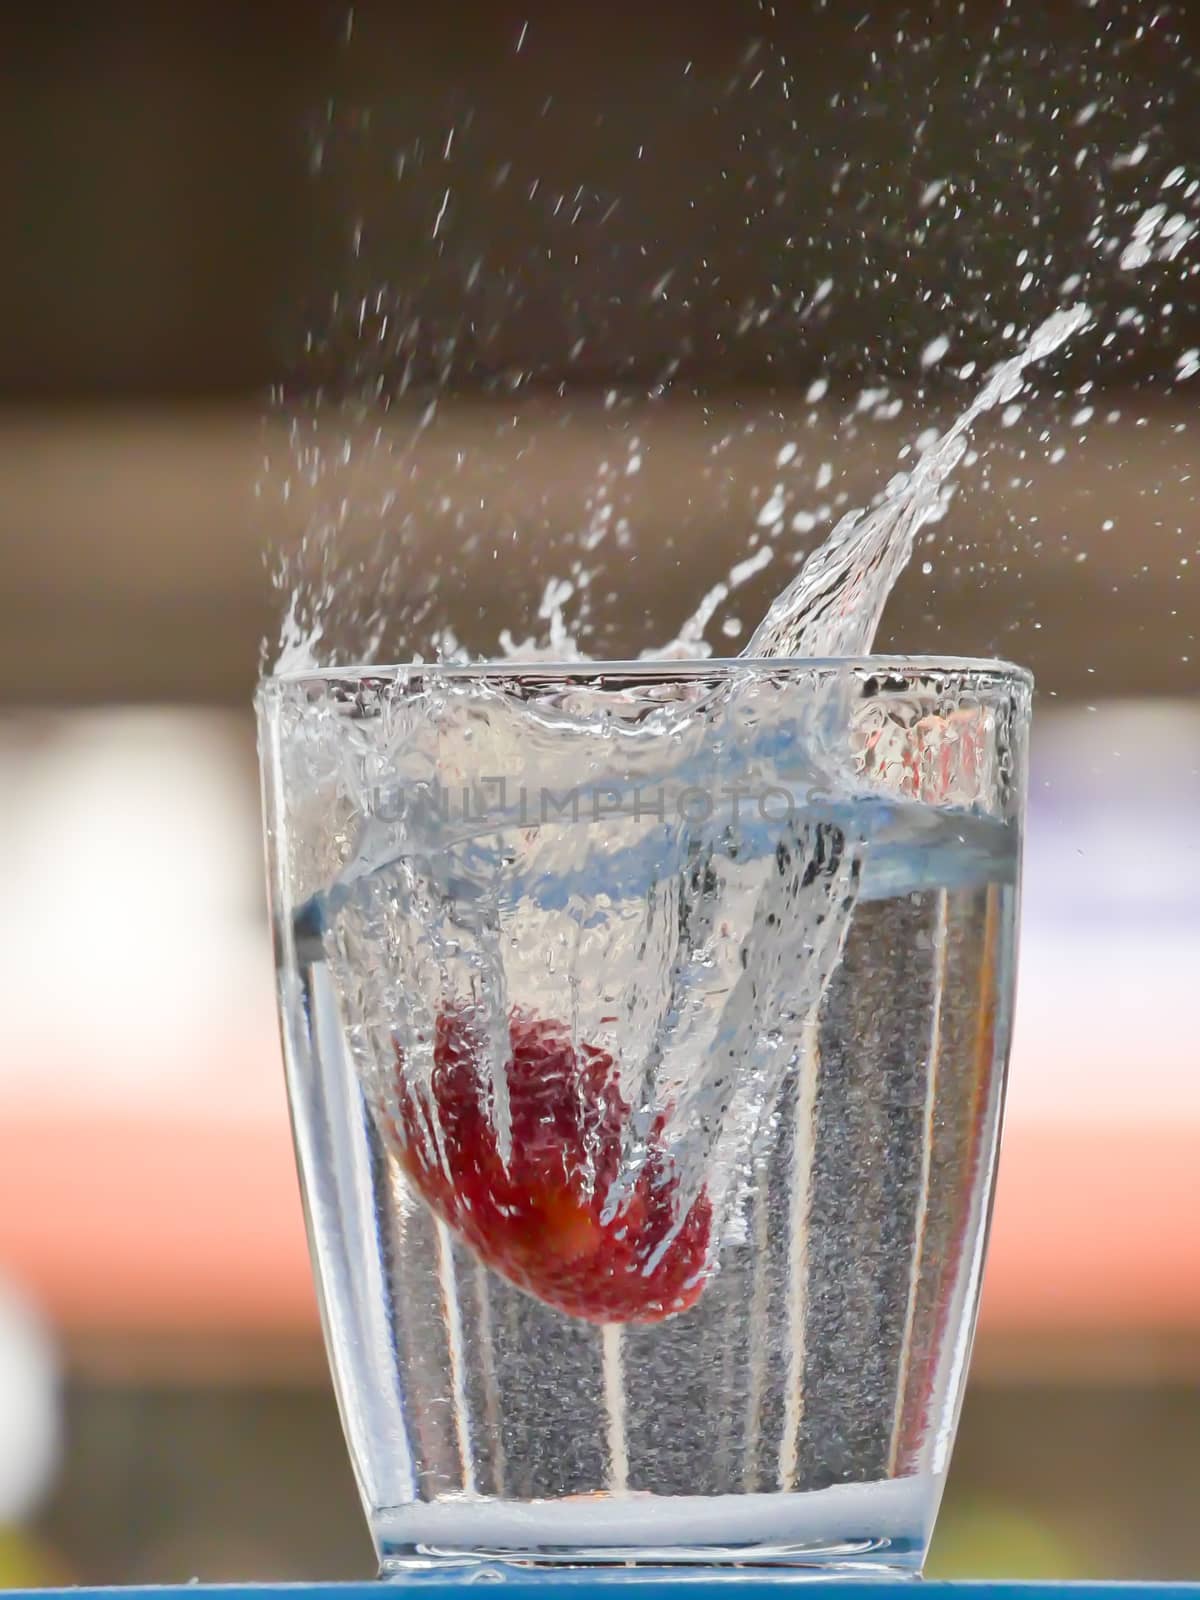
left=273, top=298, right=1089, bottom=677
left=742, top=305, right=1093, bottom=660
left=638, top=307, right=1094, bottom=667
left=268, top=3, right=1200, bottom=679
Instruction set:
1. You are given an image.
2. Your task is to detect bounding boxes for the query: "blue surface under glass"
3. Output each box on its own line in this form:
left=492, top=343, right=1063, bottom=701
left=6, top=1582, right=1199, bottom=1599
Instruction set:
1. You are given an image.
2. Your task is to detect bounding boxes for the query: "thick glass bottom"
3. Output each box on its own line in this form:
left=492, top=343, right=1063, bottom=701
left=375, top=1478, right=929, bottom=1578
left=379, top=1546, right=921, bottom=1579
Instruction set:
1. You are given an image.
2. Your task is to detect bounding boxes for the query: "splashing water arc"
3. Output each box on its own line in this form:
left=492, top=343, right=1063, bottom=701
left=741, top=305, right=1092, bottom=661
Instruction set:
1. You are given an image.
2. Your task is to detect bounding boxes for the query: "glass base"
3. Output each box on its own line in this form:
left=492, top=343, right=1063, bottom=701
left=378, top=1546, right=921, bottom=1579
left=374, top=1481, right=928, bottom=1578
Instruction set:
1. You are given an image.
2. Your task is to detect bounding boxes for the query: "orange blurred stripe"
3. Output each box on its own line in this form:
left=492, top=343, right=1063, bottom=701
left=983, top=1124, right=1200, bottom=1330
left=0, top=1112, right=1196, bottom=1333
left=0, top=1115, right=315, bottom=1332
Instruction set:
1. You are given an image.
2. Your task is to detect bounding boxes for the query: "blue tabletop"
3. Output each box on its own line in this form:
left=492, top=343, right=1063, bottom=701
left=5, top=1583, right=1198, bottom=1598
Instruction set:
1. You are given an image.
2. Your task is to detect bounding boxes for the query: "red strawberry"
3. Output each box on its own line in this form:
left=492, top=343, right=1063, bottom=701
left=387, top=1008, right=712, bottom=1323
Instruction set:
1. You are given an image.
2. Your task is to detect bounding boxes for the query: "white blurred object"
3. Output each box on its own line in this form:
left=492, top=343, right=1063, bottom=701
left=0, top=707, right=278, bottom=1118
left=1008, top=699, right=1200, bottom=1130
left=0, top=1278, right=59, bottom=1523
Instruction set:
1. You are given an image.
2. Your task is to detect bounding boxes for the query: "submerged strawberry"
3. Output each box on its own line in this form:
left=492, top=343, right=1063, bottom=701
left=387, top=1008, right=712, bottom=1323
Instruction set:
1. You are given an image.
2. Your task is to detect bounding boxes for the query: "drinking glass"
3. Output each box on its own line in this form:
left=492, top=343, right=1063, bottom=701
left=256, top=656, right=1030, bottom=1575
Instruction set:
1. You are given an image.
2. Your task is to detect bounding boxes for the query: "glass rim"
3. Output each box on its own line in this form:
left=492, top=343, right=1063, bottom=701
left=260, top=653, right=1033, bottom=692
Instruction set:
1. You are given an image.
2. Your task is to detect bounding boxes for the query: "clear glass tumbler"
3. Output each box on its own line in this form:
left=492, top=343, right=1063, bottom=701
left=256, top=656, right=1030, bottom=1576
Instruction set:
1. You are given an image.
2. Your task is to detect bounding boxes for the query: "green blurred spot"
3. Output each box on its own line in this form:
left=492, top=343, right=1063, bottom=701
left=930, top=1497, right=1085, bottom=1580
left=0, top=1526, right=71, bottom=1589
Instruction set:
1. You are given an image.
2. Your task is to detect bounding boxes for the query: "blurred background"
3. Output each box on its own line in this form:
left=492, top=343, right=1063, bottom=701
left=1, top=0, right=1198, bottom=1586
